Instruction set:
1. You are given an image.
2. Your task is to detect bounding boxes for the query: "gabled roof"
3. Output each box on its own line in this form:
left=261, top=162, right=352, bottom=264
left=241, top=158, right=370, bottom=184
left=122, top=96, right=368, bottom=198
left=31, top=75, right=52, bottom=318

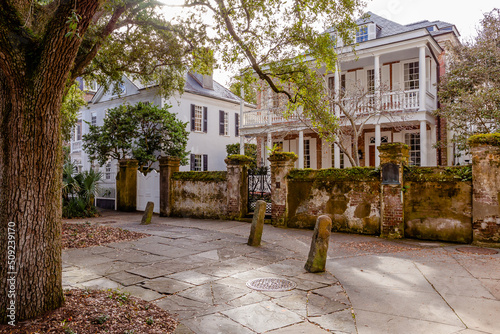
left=90, top=72, right=249, bottom=106
left=184, top=72, right=243, bottom=104
left=355, top=11, right=459, bottom=39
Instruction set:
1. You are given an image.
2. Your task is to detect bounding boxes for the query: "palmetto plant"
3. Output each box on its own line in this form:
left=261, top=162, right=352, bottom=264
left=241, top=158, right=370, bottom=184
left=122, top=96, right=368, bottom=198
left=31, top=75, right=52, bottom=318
left=62, top=161, right=103, bottom=218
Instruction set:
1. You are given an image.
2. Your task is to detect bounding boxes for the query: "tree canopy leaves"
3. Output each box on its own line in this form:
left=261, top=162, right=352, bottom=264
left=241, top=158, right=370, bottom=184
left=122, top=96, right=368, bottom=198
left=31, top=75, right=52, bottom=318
left=177, top=0, right=363, bottom=120
left=437, top=8, right=500, bottom=150
left=82, top=102, right=189, bottom=171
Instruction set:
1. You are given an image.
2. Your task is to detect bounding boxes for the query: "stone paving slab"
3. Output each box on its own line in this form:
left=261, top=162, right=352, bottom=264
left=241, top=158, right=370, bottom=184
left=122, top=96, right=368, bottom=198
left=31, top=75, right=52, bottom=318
left=442, top=294, right=500, bottom=333
left=354, top=310, right=465, bottom=334
left=265, top=321, right=331, bottom=333
left=182, top=314, right=255, bottom=334
left=309, top=309, right=358, bottom=333
left=222, top=301, right=303, bottom=333
left=63, top=213, right=500, bottom=334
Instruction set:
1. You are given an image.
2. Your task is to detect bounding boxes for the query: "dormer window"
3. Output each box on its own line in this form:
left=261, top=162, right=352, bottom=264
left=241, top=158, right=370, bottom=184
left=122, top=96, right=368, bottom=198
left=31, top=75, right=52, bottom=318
left=356, top=26, right=369, bottom=43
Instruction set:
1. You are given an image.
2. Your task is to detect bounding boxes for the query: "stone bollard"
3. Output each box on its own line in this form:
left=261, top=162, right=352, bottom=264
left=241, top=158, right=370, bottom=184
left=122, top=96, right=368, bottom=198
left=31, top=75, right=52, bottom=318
left=141, top=201, right=154, bottom=225
left=248, top=200, right=267, bottom=246
left=305, top=215, right=332, bottom=273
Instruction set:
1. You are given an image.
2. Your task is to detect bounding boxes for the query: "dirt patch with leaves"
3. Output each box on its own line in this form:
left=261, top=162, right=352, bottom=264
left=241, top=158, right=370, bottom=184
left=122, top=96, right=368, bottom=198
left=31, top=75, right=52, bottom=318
left=0, top=289, right=178, bottom=333
left=63, top=222, right=148, bottom=249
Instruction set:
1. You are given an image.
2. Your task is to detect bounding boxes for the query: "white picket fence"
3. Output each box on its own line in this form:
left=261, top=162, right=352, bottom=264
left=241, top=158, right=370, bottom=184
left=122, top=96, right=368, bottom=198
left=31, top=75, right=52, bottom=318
left=137, top=170, right=160, bottom=214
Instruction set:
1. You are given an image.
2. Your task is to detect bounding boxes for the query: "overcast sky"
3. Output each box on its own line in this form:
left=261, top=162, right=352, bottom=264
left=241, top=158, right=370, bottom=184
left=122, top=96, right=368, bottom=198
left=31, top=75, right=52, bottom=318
left=161, top=0, right=499, bottom=85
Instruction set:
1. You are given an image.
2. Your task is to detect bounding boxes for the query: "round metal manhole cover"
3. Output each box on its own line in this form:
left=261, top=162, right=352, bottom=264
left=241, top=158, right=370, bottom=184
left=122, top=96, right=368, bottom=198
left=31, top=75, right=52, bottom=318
left=456, top=246, right=498, bottom=255
left=246, top=278, right=297, bottom=291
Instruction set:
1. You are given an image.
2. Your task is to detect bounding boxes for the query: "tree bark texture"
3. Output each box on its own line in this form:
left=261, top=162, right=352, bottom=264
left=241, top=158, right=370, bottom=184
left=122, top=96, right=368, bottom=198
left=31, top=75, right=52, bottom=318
left=0, top=0, right=100, bottom=323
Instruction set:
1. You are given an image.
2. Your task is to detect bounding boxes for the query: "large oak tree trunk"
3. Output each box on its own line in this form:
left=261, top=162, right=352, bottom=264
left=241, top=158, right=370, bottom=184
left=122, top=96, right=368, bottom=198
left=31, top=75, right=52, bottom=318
left=0, top=71, right=65, bottom=323
left=0, top=0, right=100, bottom=323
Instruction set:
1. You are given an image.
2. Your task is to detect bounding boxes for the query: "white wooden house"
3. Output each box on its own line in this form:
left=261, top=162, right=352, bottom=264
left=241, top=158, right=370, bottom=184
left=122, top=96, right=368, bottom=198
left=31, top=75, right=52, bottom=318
left=240, top=12, right=462, bottom=168
left=69, top=72, right=254, bottom=209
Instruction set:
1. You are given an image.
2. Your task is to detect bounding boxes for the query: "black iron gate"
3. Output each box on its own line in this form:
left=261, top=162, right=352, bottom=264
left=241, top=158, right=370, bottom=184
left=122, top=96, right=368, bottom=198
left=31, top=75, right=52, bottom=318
left=248, top=167, right=272, bottom=214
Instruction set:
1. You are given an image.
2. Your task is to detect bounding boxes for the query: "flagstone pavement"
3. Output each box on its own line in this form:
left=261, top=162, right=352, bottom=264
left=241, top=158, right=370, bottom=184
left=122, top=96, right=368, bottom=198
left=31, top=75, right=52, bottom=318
left=63, top=211, right=500, bottom=334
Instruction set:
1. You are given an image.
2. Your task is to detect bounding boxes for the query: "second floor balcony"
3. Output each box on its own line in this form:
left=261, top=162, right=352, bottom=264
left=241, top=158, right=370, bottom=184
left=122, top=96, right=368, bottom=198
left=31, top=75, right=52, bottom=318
left=241, top=89, right=436, bottom=130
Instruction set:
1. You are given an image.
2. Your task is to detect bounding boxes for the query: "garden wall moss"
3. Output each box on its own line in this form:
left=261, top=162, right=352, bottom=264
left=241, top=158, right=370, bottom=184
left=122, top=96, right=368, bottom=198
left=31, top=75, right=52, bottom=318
left=403, top=166, right=472, bottom=243
left=286, top=168, right=381, bottom=234
left=170, top=172, right=227, bottom=219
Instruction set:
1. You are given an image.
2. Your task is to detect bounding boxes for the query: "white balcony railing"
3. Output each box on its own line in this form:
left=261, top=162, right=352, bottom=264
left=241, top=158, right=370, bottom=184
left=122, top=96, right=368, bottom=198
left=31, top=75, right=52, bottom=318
left=71, top=140, right=82, bottom=153
left=243, top=107, right=301, bottom=128
left=242, top=90, right=424, bottom=128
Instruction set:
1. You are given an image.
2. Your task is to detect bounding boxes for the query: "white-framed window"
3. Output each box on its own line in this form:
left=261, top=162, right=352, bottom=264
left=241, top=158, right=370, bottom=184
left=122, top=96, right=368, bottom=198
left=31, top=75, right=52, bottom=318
left=105, top=162, right=112, bottom=180
left=117, top=82, right=126, bottom=95
left=75, top=119, right=82, bottom=141
left=304, top=139, right=311, bottom=168
left=194, top=105, right=203, bottom=132
left=404, top=62, right=419, bottom=90
left=340, top=152, right=345, bottom=169
left=369, top=136, right=389, bottom=144
left=367, top=69, right=375, bottom=93
left=356, top=25, right=369, bottom=43
left=190, top=154, right=208, bottom=171
left=91, top=112, right=97, bottom=126
left=193, top=154, right=202, bottom=171
left=405, top=132, right=421, bottom=166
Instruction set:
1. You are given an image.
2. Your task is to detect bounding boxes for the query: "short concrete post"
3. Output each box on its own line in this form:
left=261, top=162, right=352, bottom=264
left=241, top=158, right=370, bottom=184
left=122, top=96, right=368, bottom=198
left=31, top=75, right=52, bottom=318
left=159, top=156, right=180, bottom=217
left=248, top=200, right=266, bottom=246
left=141, top=201, right=154, bottom=225
left=269, top=152, right=298, bottom=227
left=305, top=215, right=332, bottom=273
left=116, top=159, right=138, bottom=212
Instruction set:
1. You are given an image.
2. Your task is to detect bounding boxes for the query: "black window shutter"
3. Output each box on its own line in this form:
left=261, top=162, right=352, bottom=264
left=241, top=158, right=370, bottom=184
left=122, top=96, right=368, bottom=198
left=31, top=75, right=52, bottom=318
left=203, top=107, right=208, bottom=133
left=235, top=113, right=239, bottom=137
left=190, top=104, right=195, bottom=131
left=219, top=110, right=224, bottom=135
left=203, top=154, right=208, bottom=171
left=190, top=154, right=195, bottom=171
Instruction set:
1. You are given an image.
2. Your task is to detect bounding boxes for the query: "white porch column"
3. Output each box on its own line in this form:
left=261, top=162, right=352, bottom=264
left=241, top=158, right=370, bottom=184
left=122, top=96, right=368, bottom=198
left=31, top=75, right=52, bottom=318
left=334, top=70, right=341, bottom=168
left=262, top=136, right=267, bottom=167
left=374, top=55, right=380, bottom=91
left=419, top=46, right=426, bottom=111
left=298, top=130, right=304, bottom=169
left=266, top=132, right=272, bottom=167
left=239, top=87, right=245, bottom=155
left=375, top=124, right=381, bottom=167
left=420, top=120, right=428, bottom=166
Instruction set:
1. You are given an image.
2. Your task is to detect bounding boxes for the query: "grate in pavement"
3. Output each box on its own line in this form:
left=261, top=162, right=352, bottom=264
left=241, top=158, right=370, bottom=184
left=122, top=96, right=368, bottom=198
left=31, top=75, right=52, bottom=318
left=246, top=278, right=297, bottom=291
left=456, top=246, right=498, bottom=255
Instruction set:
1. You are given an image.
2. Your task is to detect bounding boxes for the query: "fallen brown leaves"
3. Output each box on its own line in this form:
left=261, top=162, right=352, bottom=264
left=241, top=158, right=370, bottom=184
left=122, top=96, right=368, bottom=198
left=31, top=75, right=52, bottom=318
left=0, top=289, right=178, bottom=333
left=63, top=222, right=148, bottom=249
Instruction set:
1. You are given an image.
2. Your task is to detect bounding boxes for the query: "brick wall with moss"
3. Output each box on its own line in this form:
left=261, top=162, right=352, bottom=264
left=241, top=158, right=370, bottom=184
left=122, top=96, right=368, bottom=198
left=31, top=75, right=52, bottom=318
left=286, top=167, right=381, bottom=233
left=403, top=166, right=473, bottom=243
left=170, top=171, right=228, bottom=219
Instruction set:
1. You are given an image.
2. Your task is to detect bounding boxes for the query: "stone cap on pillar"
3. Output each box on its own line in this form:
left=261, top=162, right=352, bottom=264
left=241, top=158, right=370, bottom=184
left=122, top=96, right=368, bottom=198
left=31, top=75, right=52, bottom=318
left=268, top=152, right=298, bottom=165
left=378, top=143, right=409, bottom=165
left=225, top=154, right=253, bottom=166
left=159, top=156, right=181, bottom=167
left=118, top=159, right=139, bottom=168
left=468, top=133, right=500, bottom=148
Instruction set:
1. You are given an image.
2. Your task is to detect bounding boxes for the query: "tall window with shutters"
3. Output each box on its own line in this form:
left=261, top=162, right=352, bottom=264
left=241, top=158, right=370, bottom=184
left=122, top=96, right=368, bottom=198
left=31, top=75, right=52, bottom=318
left=235, top=113, right=239, bottom=137
left=191, top=104, right=207, bottom=133
left=190, top=154, right=208, bottom=171
left=219, top=110, right=229, bottom=136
